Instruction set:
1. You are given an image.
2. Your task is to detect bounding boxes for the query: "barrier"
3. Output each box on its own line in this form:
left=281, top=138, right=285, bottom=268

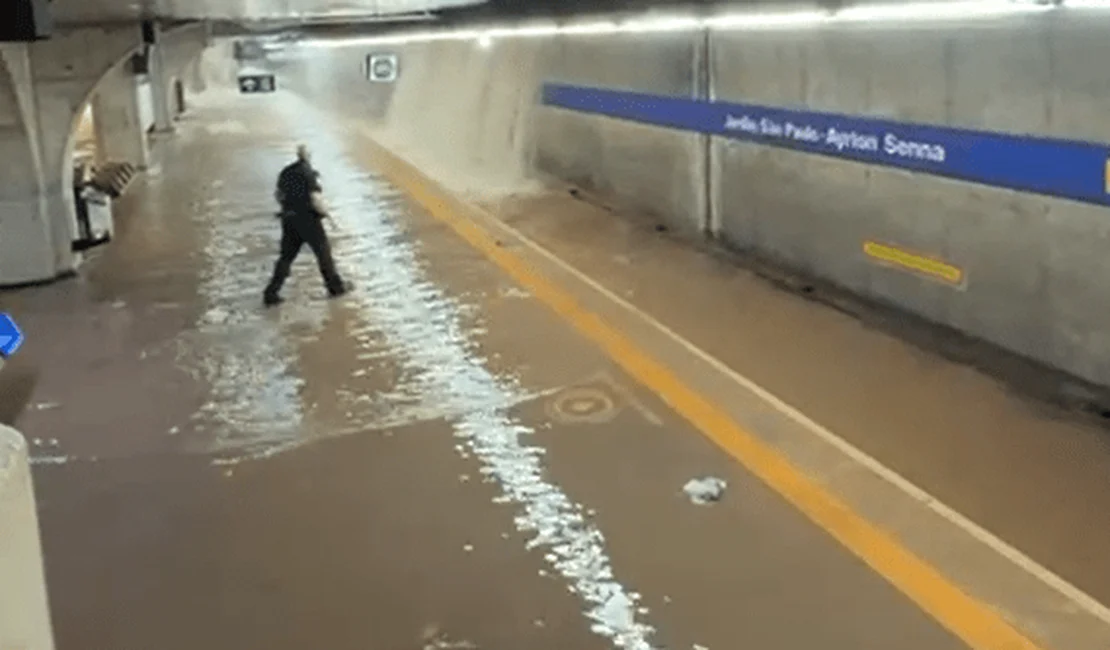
left=0, top=425, right=55, bottom=650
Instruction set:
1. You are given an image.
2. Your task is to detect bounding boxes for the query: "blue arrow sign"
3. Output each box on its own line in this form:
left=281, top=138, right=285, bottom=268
left=0, top=313, right=24, bottom=357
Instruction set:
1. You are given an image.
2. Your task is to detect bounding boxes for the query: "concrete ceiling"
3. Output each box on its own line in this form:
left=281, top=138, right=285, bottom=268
left=53, top=0, right=487, bottom=25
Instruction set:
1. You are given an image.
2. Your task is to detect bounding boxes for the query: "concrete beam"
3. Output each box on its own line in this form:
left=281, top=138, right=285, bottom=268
left=26, top=25, right=140, bottom=280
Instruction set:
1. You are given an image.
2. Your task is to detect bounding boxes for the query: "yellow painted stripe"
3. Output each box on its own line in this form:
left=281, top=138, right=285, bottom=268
left=1104, top=158, right=1110, bottom=194
left=368, top=143, right=1046, bottom=650
left=863, top=240, right=964, bottom=285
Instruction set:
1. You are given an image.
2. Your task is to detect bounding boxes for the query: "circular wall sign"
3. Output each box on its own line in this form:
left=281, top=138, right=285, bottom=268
left=368, top=54, right=398, bottom=82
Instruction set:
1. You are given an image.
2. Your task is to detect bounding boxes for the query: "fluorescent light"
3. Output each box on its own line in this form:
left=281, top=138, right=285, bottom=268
left=447, top=29, right=482, bottom=41
left=297, top=0, right=1075, bottom=48
left=835, top=0, right=1052, bottom=21
left=488, top=23, right=560, bottom=38
left=617, top=15, right=704, bottom=32
left=706, top=10, right=830, bottom=28
left=559, top=20, right=621, bottom=34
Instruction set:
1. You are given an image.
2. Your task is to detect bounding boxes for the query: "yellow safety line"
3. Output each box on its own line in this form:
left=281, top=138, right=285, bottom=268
left=863, top=241, right=964, bottom=285
left=368, top=143, right=1045, bottom=650
left=1104, top=158, right=1110, bottom=195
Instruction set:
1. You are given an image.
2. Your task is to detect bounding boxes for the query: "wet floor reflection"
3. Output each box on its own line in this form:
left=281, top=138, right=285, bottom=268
left=261, top=93, right=659, bottom=649
left=30, top=87, right=662, bottom=650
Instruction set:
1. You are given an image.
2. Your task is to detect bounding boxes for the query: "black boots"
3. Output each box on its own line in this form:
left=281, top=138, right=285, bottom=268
left=264, top=281, right=352, bottom=307
left=327, top=281, right=353, bottom=299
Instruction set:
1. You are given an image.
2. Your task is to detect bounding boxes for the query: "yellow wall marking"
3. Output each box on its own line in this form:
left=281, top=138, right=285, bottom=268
left=863, top=240, right=964, bottom=286
left=367, top=143, right=1047, bottom=650
left=1104, top=158, right=1110, bottom=194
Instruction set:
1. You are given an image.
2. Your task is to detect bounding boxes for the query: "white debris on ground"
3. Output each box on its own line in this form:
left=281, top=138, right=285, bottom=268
left=421, top=624, right=478, bottom=650
left=683, top=477, right=727, bottom=505
left=30, top=456, right=71, bottom=466
left=284, top=98, right=658, bottom=650
left=499, top=286, right=532, bottom=300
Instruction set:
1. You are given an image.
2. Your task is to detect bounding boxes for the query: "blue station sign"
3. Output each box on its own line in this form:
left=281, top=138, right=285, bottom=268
left=542, top=83, right=1110, bottom=208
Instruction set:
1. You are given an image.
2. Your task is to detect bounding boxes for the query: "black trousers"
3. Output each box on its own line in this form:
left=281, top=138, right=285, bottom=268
left=264, top=212, right=345, bottom=298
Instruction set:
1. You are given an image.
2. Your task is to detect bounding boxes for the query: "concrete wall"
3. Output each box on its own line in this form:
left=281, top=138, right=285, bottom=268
left=709, top=13, right=1110, bottom=386
left=291, top=34, right=706, bottom=227
left=287, top=39, right=542, bottom=199
left=532, top=33, right=707, bottom=235
left=289, top=8, right=1110, bottom=388
left=0, top=425, right=55, bottom=650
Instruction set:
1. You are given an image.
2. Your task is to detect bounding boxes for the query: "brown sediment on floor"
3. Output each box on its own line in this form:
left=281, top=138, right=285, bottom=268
left=5, top=88, right=1108, bottom=650
left=487, top=189, right=1110, bottom=610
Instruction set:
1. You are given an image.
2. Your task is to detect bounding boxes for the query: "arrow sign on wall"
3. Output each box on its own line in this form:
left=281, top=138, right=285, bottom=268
left=0, top=313, right=24, bottom=357
left=238, top=74, right=277, bottom=94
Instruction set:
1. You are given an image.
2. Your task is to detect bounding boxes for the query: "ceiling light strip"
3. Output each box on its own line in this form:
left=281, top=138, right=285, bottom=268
left=295, top=0, right=1101, bottom=48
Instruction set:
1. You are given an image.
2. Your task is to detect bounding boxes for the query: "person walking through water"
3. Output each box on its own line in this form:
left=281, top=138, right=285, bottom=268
left=263, top=144, right=350, bottom=307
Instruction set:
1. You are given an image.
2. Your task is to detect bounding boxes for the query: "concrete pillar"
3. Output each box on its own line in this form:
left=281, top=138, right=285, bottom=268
left=93, top=64, right=151, bottom=168
left=0, top=27, right=139, bottom=286
left=148, top=23, right=175, bottom=134
left=0, top=43, right=57, bottom=285
left=186, top=57, right=205, bottom=96
left=0, top=425, right=56, bottom=650
left=33, top=77, right=93, bottom=276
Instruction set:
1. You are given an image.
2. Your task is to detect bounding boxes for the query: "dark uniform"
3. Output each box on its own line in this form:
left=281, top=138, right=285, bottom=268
left=263, top=158, right=347, bottom=306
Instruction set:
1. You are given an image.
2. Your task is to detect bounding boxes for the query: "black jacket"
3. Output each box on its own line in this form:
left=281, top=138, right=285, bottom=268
left=275, top=160, right=322, bottom=216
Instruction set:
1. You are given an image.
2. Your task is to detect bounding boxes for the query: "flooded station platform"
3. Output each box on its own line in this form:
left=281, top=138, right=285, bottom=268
left=6, top=89, right=1110, bottom=650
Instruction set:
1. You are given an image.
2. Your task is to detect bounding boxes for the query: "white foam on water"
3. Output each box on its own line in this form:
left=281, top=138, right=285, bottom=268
left=181, top=190, right=312, bottom=456
left=209, top=385, right=557, bottom=466
left=277, top=93, right=658, bottom=650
